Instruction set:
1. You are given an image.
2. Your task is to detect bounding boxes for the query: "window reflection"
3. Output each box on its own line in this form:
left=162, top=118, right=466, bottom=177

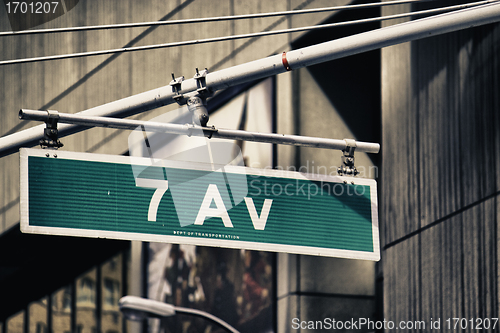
left=77, top=276, right=96, bottom=306
left=76, top=269, right=97, bottom=333
left=102, top=253, right=123, bottom=333
left=52, top=286, right=71, bottom=333
left=103, top=278, right=120, bottom=309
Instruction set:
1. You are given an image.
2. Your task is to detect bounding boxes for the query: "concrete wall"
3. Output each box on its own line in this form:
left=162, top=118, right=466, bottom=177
left=381, top=1, right=500, bottom=328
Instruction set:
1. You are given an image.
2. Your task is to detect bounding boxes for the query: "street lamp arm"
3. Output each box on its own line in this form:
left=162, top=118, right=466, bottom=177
left=119, top=296, right=240, bottom=333
left=173, top=306, right=240, bottom=333
left=119, top=296, right=176, bottom=319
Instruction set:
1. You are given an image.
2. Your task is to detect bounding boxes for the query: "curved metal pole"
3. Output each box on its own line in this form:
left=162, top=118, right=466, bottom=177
left=2, top=2, right=500, bottom=157
left=119, top=296, right=240, bottom=333
left=174, top=306, right=240, bottom=333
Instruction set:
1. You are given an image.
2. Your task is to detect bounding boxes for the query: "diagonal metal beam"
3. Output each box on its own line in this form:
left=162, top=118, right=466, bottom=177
left=1, top=1, right=500, bottom=157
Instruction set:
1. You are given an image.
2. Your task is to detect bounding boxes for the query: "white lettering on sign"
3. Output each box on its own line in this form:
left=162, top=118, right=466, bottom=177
left=193, top=185, right=273, bottom=230
left=194, top=184, right=233, bottom=228
left=138, top=180, right=274, bottom=230
left=135, top=178, right=169, bottom=222
left=244, top=197, right=273, bottom=230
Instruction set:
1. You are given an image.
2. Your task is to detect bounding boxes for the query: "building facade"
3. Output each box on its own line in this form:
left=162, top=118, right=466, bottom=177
left=381, top=0, right=500, bottom=328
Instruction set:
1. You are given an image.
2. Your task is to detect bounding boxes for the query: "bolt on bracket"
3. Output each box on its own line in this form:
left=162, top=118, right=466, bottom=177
left=170, top=73, right=186, bottom=105
left=194, top=68, right=210, bottom=95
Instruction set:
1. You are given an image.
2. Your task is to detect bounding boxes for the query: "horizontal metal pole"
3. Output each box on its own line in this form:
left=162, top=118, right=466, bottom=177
left=2, top=2, right=500, bottom=157
left=19, top=109, right=380, bottom=153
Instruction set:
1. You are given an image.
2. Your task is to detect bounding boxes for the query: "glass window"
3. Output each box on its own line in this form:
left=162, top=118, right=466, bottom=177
left=77, top=277, right=96, bottom=306
left=52, top=286, right=71, bottom=333
left=103, top=278, right=119, bottom=308
left=101, top=253, right=123, bottom=333
left=76, top=269, right=97, bottom=333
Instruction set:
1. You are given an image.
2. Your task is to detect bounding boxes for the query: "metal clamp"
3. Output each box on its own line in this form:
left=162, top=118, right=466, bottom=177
left=39, top=110, right=63, bottom=149
left=337, top=139, right=358, bottom=176
left=203, top=125, right=217, bottom=139
left=169, top=73, right=186, bottom=104
left=194, top=68, right=210, bottom=95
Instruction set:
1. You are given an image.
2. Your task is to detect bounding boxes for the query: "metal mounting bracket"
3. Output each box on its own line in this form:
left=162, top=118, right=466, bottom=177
left=337, top=139, right=358, bottom=176
left=193, top=68, right=210, bottom=96
left=183, top=68, right=213, bottom=127
left=39, top=110, right=63, bottom=149
left=169, top=73, right=186, bottom=105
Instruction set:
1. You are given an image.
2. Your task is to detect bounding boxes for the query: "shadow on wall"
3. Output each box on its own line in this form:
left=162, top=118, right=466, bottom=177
left=291, top=0, right=381, bottom=166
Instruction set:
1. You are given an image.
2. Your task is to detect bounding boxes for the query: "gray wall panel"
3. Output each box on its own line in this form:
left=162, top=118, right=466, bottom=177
left=382, top=15, right=500, bottom=330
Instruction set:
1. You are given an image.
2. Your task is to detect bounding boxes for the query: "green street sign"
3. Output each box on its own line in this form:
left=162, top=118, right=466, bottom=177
left=20, top=148, right=379, bottom=260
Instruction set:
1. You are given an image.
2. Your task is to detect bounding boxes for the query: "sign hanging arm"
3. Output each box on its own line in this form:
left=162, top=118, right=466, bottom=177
left=18, top=109, right=380, bottom=154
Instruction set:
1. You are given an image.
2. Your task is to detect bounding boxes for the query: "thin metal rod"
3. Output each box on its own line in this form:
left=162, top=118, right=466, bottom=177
left=18, top=109, right=380, bottom=153
left=2, top=2, right=500, bottom=157
left=0, top=0, right=432, bottom=37
left=0, top=0, right=495, bottom=66
left=174, top=306, right=240, bottom=333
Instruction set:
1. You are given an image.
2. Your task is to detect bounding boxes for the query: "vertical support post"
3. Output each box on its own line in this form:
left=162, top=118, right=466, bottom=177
left=23, top=307, right=28, bottom=333
left=141, top=242, right=149, bottom=333
left=271, top=76, right=278, bottom=170
left=96, top=266, right=102, bottom=333
left=121, top=250, right=129, bottom=333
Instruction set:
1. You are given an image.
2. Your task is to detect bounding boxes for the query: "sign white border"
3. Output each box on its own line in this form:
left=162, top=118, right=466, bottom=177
left=20, top=148, right=380, bottom=260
